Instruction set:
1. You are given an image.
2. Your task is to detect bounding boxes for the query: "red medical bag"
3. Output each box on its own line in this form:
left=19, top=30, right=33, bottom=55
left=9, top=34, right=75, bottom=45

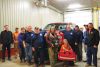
left=58, top=39, right=76, bottom=61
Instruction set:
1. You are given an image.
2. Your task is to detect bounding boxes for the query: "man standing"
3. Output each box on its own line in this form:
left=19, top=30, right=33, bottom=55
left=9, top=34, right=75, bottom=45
left=83, top=25, right=88, bottom=53
left=83, top=25, right=88, bottom=62
left=23, top=26, right=34, bottom=65
left=0, top=25, right=13, bottom=62
left=32, top=27, right=45, bottom=67
left=85, top=23, right=99, bottom=67
left=74, top=25, right=83, bottom=61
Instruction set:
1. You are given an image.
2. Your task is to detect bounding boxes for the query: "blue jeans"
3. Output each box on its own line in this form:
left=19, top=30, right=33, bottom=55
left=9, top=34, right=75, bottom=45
left=87, top=46, right=98, bottom=66
left=25, top=43, right=32, bottom=63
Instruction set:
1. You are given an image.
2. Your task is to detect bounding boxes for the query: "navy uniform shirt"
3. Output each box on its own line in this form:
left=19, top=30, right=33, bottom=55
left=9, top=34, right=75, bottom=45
left=32, top=33, right=44, bottom=49
left=24, top=31, right=35, bottom=45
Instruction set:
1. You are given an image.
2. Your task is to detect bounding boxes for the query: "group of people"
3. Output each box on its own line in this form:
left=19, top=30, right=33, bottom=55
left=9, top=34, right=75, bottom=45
left=0, top=23, right=99, bottom=67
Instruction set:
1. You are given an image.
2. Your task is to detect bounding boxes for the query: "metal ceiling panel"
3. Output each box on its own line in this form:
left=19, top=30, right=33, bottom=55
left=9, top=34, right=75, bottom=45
left=48, top=0, right=99, bottom=11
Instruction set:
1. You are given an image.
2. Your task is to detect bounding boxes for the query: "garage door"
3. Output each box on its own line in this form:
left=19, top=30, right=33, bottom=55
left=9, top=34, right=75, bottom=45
left=64, top=10, right=92, bottom=27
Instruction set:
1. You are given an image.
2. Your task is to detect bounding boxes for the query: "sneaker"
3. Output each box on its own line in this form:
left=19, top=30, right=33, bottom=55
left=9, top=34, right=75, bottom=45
left=85, top=64, right=91, bottom=67
left=83, top=60, right=87, bottom=62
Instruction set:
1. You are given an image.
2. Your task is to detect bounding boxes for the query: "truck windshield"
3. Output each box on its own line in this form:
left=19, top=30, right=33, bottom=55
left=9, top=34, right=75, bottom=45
left=44, top=24, right=67, bottom=30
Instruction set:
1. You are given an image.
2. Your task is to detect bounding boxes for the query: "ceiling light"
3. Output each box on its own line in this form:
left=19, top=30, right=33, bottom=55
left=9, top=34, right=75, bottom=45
left=19, top=1, right=30, bottom=9
left=68, top=4, right=83, bottom=9
left=23, top=1, right=30, bottom=8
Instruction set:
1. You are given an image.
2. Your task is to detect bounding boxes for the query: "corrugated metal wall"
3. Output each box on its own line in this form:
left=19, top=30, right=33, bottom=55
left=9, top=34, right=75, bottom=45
left=0, top=0, right=63, bottom=32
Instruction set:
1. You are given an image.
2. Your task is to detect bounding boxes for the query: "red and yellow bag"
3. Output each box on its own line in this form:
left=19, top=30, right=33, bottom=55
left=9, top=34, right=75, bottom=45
left=58, top=39, right=76, bottom=61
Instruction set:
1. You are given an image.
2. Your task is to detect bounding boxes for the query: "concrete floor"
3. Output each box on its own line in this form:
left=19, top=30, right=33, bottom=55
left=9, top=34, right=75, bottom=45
left=0, top=58, right=100, bottom=67
left=0, top=52, right=99, bottom=67
left=0, top=59, right=50, bottom=67
left=0, top=43, right=100, bottom=67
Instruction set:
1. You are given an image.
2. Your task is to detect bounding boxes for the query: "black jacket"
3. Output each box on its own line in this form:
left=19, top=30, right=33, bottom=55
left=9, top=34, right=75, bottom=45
left=85, top=28, right=99, bottom=47
left=0, top=30, right=13, bottom=44
left=74, top=30, right=83, bottom=44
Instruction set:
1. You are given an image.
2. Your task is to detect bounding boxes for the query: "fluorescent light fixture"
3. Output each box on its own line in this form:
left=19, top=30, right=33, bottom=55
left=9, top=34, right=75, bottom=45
left=68, top=4, right=83, bottom=9
left=19, top=1, right=30, bottom=9
left=23, top=1, right=30, bottom=8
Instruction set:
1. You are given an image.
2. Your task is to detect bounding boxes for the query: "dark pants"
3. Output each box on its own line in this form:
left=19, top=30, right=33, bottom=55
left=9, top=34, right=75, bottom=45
left=74, top=45, right=81, bottom=61
left=34, top=48, right=44, bottom=65
left=2, top=44, right=11, bottom=60
left=87, top=46, right=98, bottom=66
left=19, top=45, right=25, bottom=61
left=78, top=43, right=82, bottom=61
left=64, top=61, right=74, bottom=66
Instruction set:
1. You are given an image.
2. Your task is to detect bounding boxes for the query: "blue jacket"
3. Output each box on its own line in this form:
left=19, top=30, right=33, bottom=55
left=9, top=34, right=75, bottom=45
left=18, top=33, right=25, bottom=48
left=23, top=32, right=35, bottom=45
left=83, top=31, right=87, bottom=44
left=32, top=33, right=44, bottom=49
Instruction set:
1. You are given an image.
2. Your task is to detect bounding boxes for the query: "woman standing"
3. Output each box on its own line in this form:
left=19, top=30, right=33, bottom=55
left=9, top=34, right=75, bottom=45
left=45, top=27, right=62, bottom=67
